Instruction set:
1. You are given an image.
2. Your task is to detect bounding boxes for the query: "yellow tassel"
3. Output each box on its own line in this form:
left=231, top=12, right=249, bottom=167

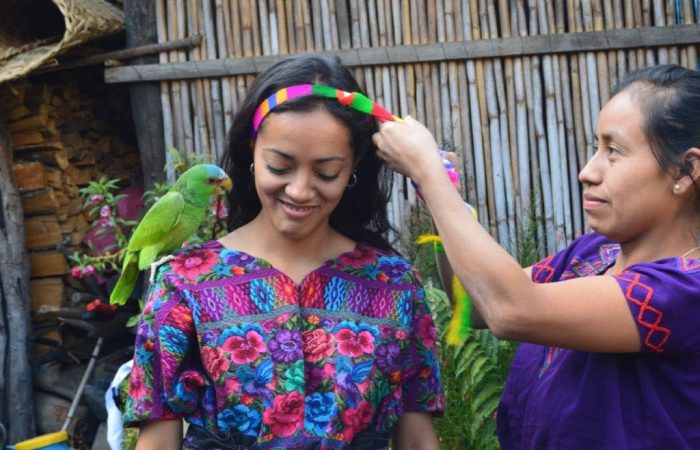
left=416, top=234, right=442, bottom=245
left=446, top=275, right=472, bottom=345
left=416, top=233, right=472, bottom=345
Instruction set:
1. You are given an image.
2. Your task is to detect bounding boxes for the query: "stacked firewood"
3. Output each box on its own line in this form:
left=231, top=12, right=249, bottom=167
left=0, top=71, right=140, bottom=325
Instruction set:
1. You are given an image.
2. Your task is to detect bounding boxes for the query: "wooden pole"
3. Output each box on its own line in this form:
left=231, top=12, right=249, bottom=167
left=156, top=0, right=175, bottom=181
left=0, top=118, right=35, bottom=443
left=125, top=0, right=167, bottom=188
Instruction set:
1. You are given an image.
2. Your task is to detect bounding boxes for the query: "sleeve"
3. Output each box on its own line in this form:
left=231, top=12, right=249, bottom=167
left=401, top=283, right=445, bottom=415
left=614, top=260, right=700, bottom=354
left=123, top=269, right=208, bottom=426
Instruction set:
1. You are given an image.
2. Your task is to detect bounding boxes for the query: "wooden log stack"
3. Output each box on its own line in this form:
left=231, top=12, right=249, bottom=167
left=0, top=72, right=139, bottom=323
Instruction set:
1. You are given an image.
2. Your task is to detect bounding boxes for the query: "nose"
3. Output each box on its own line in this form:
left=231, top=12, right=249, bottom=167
left=578, top=150, right=603, bottom=185
left=285, top=170, right=315, bottom=202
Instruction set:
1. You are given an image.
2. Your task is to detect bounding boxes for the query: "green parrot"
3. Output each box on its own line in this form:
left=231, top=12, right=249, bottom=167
left=109, top=164, right=232, bottom=305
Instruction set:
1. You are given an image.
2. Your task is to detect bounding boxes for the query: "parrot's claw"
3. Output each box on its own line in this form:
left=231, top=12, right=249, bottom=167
left=149, top=255, right=176, bottom=283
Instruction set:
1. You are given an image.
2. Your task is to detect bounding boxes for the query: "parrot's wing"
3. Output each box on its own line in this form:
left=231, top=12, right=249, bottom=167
left=127, top=191, right=185, bottom=252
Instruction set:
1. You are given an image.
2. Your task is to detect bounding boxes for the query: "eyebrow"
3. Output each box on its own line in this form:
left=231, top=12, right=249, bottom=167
left=262, top=147, right=347, bottom=163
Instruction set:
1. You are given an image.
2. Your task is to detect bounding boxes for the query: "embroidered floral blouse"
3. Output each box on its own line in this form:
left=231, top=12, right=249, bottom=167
left=123, top=241, right=444, bottom=449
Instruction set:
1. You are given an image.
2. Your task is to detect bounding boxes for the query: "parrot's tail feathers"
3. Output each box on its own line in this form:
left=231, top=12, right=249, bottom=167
left=446, top=274, right=472, bottom=345
left=109, top=253, right=139, bottom=305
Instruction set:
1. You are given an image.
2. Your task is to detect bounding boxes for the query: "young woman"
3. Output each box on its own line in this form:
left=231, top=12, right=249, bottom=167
left=373, top=64, right=700, bottom=448
left=124, top=54, right=444, bottom=450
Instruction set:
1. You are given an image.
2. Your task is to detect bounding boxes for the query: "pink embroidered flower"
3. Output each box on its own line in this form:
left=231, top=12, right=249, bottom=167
left=262, top=391, right=305, bottom=437
left=170, top=249, right=218, bottom=281
left=201, top=346, right=230, bottom=380
left=224, top=377, right=242, bottom=394
left=335, top=328, right=375, bottom=357
left=129, top=365, right=147, bottom=400
left=302, top=329, right=335, bottom=362
left=180, top=370, right=205, bottom=391
left=394, top=329, right=408, bottom=340
left=276, top=313, right=291, bottom=325
left=222, top=330, right=267, bottom=364
left=337, top=246, right=377, bottom=268
left=416, top=314, right=436, bottom=348
left=341, top=400, right=373, bottom=441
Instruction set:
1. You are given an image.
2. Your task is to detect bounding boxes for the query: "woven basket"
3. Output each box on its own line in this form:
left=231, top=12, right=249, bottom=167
left=0, top=0, right=124, bottom=84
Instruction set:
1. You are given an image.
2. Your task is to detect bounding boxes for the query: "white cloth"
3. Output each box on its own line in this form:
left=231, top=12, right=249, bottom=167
left=105, top=359, right=133, bottom=450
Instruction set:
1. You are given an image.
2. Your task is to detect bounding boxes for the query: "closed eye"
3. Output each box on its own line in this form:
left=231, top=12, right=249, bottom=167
left=316, top=172, right=339, bottom=182
left=266, top=165, right=288, bottom=175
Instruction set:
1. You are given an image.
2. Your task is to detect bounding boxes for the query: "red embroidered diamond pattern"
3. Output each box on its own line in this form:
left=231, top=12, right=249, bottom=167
left=616, top=272, right=671, bottom=353
left=533, top=256, right=556, bottom=283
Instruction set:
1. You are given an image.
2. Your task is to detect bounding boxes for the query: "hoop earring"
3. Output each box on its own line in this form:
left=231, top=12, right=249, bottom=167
left=347, top=172, right=358, bottom=188
left=249, top=163, right=255, bottom=174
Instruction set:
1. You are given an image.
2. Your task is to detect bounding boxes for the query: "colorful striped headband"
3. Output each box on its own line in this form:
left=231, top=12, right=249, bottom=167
left=251, top=84, right=402, bottom=137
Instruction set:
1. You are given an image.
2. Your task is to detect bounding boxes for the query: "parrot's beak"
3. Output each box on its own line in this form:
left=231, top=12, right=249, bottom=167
left=218, top=176, right=233, bottom=192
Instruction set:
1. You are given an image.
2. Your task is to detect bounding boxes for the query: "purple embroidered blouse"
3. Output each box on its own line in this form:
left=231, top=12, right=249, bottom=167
left=123, top=241, right=444, bottom=449
left=497, top=232, right=700, bottom=449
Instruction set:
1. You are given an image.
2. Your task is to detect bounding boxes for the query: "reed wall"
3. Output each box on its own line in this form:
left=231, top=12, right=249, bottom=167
left=152, top=0, right=700, bottom=253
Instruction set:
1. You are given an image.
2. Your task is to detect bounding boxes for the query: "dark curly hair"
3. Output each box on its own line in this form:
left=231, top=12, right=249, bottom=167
left=221, top=54, right=396, bottom=252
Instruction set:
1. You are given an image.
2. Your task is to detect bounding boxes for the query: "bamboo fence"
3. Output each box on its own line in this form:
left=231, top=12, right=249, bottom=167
left=153, top=0, right=700, bottom=254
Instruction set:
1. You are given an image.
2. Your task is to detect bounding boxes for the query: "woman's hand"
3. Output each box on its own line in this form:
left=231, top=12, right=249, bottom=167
left=372, top=117, right=444, bottom=185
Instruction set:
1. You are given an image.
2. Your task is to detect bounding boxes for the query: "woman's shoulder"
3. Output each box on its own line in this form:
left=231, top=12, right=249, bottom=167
left=328, top=243, right=422, bottom=285
left=156, top=240, right=270, bottom=285
left=533, top=232, right=619, bottom=282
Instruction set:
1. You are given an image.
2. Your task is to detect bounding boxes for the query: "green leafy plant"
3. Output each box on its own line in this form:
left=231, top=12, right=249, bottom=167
left=68, top=176, right=138, bottom=294
left=400, top=195, right=543, bottom=449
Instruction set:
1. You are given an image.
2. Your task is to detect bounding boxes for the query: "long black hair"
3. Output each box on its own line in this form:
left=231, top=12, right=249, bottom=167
left=221, top=54, right=396, bottom=252
left=613, top=64, right=700, bottom=210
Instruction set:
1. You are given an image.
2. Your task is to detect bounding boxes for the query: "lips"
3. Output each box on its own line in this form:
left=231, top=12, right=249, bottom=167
left=582, top=193, right=606, bottom=210
left=279, top=199, right=317, bottom=219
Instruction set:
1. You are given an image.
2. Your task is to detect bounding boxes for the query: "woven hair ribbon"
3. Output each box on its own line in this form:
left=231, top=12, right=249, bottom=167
left=252, top=84, right=401, bottom=137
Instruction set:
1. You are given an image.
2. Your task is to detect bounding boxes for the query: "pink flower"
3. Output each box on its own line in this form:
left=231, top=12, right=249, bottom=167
left=262, top=391, right=305, bottom=437
left=170, top=249, right=218, bottom=281
left=90, top=194, right=104, bottom=204
left=201, top=346, right=230, bottom=380
left=222, top=330, right=267, bottom=364
left=214, top=200, right=228, bottom=219
left=71, top=266, right=83, bottom=279
left=341, top=400, right=373, bottom=441
left=99, top=205, right=111, bottom=218
left=416, top=314, right=436, bottom=348
left=302, top=329, right=335, bottom=362
left=335, top=329, right=374, bottom=357
left=83, top=265, right=97, bottom=277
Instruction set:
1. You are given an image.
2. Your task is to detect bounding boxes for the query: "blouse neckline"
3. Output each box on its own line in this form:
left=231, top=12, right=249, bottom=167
left=210, top=240, right=368, bottom=286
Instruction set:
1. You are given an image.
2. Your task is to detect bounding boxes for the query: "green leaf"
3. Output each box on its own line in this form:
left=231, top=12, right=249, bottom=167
left=126, top=313, right=141, bottom=328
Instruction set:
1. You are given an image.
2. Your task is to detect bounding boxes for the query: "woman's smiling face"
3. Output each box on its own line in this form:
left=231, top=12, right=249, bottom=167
left=578, top=90, right=678, bottom=243
left=252, top=107, right=355, bottom=241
